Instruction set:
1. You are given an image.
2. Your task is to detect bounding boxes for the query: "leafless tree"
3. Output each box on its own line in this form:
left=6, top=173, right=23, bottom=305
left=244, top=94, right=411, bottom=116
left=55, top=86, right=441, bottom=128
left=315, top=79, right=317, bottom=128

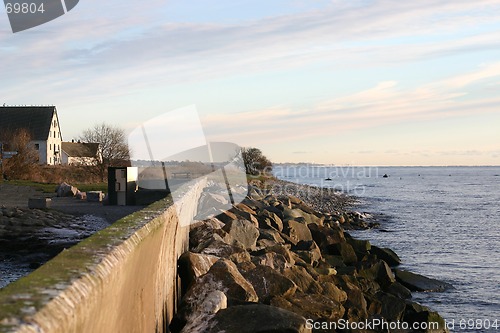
left=1, top=128, right=39, bottom=179
left=79, top=123, right=131, bottom=181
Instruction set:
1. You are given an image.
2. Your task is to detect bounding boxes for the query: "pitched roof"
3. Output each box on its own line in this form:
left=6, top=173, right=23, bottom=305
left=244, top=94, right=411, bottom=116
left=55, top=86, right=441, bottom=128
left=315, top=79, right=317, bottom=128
left=62, top=142, right=99, bottom=158
left=0, top=106, right=56, bottom=141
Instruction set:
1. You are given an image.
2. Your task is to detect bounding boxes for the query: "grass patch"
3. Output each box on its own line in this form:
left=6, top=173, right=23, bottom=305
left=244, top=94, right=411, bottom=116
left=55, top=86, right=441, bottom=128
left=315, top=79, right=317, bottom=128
left=4, top=180, right=107, bottom=194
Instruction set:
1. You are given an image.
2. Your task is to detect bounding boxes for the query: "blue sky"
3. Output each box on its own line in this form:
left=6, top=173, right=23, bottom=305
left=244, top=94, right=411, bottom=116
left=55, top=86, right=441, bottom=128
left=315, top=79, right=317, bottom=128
left=1, top=0, right=500, bottom=165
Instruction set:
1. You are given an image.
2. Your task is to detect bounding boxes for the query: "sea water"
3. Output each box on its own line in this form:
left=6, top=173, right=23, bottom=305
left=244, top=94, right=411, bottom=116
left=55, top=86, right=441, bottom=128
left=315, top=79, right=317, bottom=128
left=274, top=165, right=500, bottom=332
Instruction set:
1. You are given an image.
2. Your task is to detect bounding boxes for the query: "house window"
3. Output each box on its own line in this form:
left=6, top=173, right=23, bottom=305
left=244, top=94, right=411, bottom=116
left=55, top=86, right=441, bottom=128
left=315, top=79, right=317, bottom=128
left=50, top=144, right=52, bottom=151
left=54, top=131, right=56, bottom=138
left=34, top=144, right=39, bottom=150
left=50, top=157, right=52, bottom=164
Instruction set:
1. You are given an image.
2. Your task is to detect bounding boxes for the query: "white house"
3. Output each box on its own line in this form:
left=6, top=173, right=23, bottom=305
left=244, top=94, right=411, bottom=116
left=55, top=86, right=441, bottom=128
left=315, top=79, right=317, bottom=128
left=0, top=106, right=62, bottom=165
left=61, top=141, right=100, bottom=165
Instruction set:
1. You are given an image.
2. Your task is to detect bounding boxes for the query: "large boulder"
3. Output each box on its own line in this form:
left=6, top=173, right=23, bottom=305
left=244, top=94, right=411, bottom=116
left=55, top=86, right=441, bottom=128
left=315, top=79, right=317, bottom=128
left=179, top=291, right=227, bottom=333
left=308, top=224, right=345, bottom=251
left=205, top=304, right=311, bottom=333
left=241, top=265, right=297, bottom=303
left=56, top=182, right=78, bottom=197
left=283, top=220, right=313, bottom=245
left=271, top=293, right=345, bottom=321
left=180, top=259, right=258, bottom=321
left=87, top=191, right=104, bottom=202
left=371, top=245, right=402, bottom=267
left=283, top=266, right=322, bottom=294
left=198, top=193, right=231, bottom=216
left=178, top=252, right=219, bottom=292
left=222, top=219, right=259, bottom=250
left=200, top=239, right=251, bottom=264
left=403, top=302, right=448, bottom=333
left=394, top=269, right=452, bottom=292
left=291, top=240, right=322, bottom=266
left=258, top=210, right=284, bottom=232
left=357, top=260, right=395, bottom=289
left=330, top=242, right=358, bottom=265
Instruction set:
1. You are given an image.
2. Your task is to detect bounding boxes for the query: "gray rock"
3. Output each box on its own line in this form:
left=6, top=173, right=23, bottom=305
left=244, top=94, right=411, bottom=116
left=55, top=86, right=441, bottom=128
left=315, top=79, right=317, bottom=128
left=180, top=259, right=258, bottom=323
left=241, top=264, right=297, bottom=303
left=371, top=245, right=402, bottom=267
left=258, top=210, right=284, bottom=232
left=28, top=198, right=51, bottom=209
left=283, top=266, right=323, bottom=294
left=178, top=252, right=219, bottom=291
left=56, top=182, right=78, bottom=197
left=271, top=293, right=345, bottom=321
left=222, top=219, right=259, bottom=250
left=206, top=304, right=311, bottom=333
left=86, top=191, right=104, bottom=202
left=394, top=269, right=452, bottom=292
left=283, top=220, right=313, bottom=245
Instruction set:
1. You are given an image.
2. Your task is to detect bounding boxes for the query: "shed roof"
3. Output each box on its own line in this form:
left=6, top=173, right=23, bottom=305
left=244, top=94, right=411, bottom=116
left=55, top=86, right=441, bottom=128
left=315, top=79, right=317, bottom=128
left=62, top=142, right=99, bottom=158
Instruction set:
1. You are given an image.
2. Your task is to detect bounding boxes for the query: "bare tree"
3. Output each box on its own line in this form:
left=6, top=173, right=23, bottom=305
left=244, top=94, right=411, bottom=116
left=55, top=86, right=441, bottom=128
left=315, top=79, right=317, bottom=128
left=241, top=147, right=272, bottom=176
left=79, top=123, right=131, bottom=181
left=1, top=128, right=39, bottom=180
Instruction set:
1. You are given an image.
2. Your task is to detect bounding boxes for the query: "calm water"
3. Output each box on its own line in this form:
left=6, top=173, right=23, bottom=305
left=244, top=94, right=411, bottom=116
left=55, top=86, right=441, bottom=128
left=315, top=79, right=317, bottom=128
left=274, top=165, right=500, bottom=332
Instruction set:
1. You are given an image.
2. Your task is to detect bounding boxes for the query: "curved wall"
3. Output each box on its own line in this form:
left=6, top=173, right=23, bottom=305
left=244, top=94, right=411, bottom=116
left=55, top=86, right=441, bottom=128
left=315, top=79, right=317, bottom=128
left=0, top=179, right=206, bottom=333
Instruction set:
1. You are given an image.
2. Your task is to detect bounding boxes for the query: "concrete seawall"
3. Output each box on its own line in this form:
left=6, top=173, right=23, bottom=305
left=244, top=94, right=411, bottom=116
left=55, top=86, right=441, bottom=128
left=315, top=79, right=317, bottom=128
left=0, top=179, right=206, bottom=333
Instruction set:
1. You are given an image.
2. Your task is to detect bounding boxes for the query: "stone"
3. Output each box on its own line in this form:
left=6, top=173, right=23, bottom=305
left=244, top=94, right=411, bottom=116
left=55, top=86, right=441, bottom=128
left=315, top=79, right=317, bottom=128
left=86, top=191, right=104, bottom=202
left=222, top=219, right=260, bottom=250
left=374, top=291, right=406, bottom=321
left=394, top=269, right=452, bottom=292
left=370, top=245, right=402, bottom=267
left=28, top=198, right=51, bottom=209
left=213, top=209, right=237, bottom=224
left=271, top=293, right=345, bottom=321
left=75, top=191, right=87, bottom=200
left=232, top=210, right=259, bottom=228
left=252, top=252, right=292, bottom=272
left=320, top=282, right=347, bottom=303
left=258, top=210, right=284, bottom=232
left=200, top=240, right=251, bottom=264
left=385, top=282, right=412, bottom=299
left=233, top=203, right=256, bottom=215
left=205, top=304, right=311, bottom=333
left=283, top=220, right=313, bottom=245
left=179, top=290, right=227, bottom=333
left=357, top=260, right=395, bottom=289
left=291, top=240, right=322, bottom=266
left=180, top=259, right=257, bottom=322
left=403, top=302, right=448, bottom=333
left=258, top=228, right=285, bottom=244
left=283, top=266, right=323, bottom=294
left=308, top=224, right=345, bottom=252
left=346, top=237, right=371, bottom=257
left=56, top=182, right=78, bottom=197
left=330, top=242, right=358, bottom=265
left=241, top=264, right=297, bottom=303
left=198, top=193, right=231, bottom=216
left=344, top=288, right=368, bottom=322
left=178, top=252, right=219, bottom=292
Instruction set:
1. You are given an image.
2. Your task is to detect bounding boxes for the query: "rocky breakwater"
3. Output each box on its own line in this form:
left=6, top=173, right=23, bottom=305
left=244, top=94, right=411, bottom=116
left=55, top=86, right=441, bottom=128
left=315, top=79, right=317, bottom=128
left=171, top=183, right=451, bottom=333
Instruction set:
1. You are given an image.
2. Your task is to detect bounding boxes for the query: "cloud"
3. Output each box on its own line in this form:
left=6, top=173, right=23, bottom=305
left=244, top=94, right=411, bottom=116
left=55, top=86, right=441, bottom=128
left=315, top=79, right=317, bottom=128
left=202, top=62, right=500, bottom=146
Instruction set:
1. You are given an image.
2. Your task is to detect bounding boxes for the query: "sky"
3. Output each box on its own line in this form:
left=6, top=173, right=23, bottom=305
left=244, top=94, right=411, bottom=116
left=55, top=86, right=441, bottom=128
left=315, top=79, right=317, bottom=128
left=1, top=0, right=500, bottom=166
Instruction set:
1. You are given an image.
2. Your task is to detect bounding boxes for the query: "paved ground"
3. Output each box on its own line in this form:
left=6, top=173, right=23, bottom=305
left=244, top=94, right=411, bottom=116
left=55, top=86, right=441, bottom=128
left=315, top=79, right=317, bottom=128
left=0, top=183, right=145, bottom=223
